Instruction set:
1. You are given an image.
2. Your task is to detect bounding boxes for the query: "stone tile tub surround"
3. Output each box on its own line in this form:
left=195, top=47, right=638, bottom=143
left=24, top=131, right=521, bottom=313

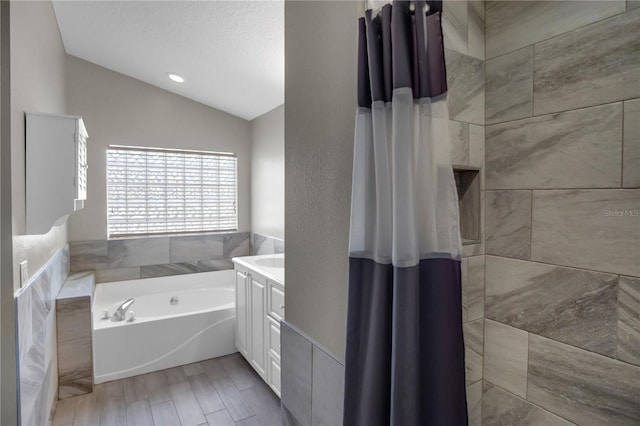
left=70, top=232, right=250, bottom=282
left=483, top=2, right=640, bottom=425
left=15, top=245, right=70, bottom=426
left=70, top=231, right=286, bottom=282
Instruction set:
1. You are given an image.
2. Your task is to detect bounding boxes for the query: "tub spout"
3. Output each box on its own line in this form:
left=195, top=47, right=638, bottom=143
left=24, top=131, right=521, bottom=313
left=111, top=298, right=135, bottom=322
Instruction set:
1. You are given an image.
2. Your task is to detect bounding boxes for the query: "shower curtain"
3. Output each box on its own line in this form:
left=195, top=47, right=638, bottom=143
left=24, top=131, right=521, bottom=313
left=343, top=1, right=467, bottom=425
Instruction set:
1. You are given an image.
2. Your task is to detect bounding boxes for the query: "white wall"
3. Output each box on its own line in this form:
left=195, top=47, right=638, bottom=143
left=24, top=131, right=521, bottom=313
left=65, top=55, right=252, bottom=241
left=11, top=0, right=68, bottom=292
left=284, top=1, right=360, bottom=360
left=250, top=104, right=284, bottom=239
left=8, top=1, right=68, bottom=423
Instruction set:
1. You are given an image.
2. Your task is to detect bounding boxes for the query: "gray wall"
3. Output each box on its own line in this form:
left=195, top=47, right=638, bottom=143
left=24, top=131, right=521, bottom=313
left=284, top=0, right=359, bottom=361
left=11, top=0, right=68, bottom=294
left=250, top=105, right=284, bottom=240
left=482, top=2, right=640, bottom=425
left=65, top=55, right=252, bottom=242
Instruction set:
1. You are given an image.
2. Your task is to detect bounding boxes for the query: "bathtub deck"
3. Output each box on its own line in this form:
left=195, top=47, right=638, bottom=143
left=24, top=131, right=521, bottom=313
left=51, top=353, right=282, bottom=426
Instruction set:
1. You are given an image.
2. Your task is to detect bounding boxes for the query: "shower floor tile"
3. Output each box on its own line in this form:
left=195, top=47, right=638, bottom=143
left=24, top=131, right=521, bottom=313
left=51, top=353, right=282, bottom=426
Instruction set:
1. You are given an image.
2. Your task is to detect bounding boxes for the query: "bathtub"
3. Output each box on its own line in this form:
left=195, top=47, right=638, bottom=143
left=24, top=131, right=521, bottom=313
left=93, top=270, right=236, bottom=384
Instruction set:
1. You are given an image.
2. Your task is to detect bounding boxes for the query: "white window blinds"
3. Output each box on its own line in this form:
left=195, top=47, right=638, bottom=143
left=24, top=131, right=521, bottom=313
left=107, top=145, right=237, bottom=238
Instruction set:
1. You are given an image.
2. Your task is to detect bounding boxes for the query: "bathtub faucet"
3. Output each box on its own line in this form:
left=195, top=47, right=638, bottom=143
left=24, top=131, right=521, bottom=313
left=111, top=298, right=135, bottom=322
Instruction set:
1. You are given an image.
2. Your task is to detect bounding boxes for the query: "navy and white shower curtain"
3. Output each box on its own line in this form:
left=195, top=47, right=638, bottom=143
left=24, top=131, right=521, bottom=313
left=343, top=1, right=467, bottom=425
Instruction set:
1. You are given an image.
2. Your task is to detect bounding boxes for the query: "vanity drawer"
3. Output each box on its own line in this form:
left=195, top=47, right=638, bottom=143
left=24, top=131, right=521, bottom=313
left=267, top=316, right=281, bottom=359
left=268, top=281, right=285, bottom=321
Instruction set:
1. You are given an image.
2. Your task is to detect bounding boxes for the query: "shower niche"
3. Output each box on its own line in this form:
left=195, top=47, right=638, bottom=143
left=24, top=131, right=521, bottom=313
left=453, top=166, right=480, bottom=244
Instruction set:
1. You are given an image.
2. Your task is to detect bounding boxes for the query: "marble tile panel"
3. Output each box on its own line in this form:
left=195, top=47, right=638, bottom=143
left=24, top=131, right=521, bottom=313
left=140, top=262, right=199, bottom=278
left=482, top=381, right=574, bottom=425
left=450, top=120, right=469, bottom=166
left=446, top=49, right=485, bottom=125
left=485, top=1, right=625, bottom=59
left=531, top=189, right=640, bottom=276
left=486, top=256, right=618, bottom=356
left=618, top=276, right=640, bottom=366
left=442, top=0, right=468, bottom=55
left=108, top=237, right=170, bottom=268
left=462, top=241, right=483, bottom=258
left=274, top=238, right=285, bottom=254
left=59, top=376, right=93, bottom=400
left=56, top=297, right=91, bottom=342
left=623, top=99, right=640, bottom=188
left=466, top=380, right=482, bottom=426
left=463, top=256, right=484, bottom=321
left=484, top=319, right=528, bottom=398
left=197, top=259, right=234, bottom=272
left=468, top=1, right=485, bottom=60
left=95, top=267, right=140, bottom=283
left=16, top=286, right=33, bottom=362
left=485, top=46, right=533, bottom=125
left=223, top=232, right=250, bottom=258
left=311, top=345, right=344, bottom=426
left=464, top=319, right=483, bottom=386
left=534, top=9, right=640, bottom=115
left=251, top=233, right=275, bottom=255
left=281, top=322, right=312, bottom=426
left=31, top=270, right=52, bottom=339
left=630, top=0, right=640, bottom=10
left=170, top=234, right=224, bottom=263
left=485, top=190, right=531, bottom=259
left=70, top=240, right=109, bottom=272
left=528, top=333, right=640, bottom=425
left=486, top=103, right=622, bottom=189
left=468, top=125, right=484, bottom=176
left=58, top=337, right=92, bottom=382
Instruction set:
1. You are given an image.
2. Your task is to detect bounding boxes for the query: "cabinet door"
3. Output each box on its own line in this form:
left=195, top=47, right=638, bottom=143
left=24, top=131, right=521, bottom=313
left=268, top=353, right=282, bottom=398
left=250, top=273, right=267, bottom=378
left=235, top=268, right=249, bottom=358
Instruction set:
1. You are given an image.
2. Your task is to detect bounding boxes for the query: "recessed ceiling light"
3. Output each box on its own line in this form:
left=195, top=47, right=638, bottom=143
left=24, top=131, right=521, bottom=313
left=167, top=73, right=184, bottom=83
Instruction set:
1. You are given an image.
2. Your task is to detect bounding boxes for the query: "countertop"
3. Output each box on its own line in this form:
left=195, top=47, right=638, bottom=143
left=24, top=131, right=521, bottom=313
left=232, top=253, right=284, bottom=285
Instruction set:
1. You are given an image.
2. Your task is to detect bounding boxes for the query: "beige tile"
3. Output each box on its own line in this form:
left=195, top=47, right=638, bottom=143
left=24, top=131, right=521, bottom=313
left=188, top=373, right=225, bottom=414
left=486, top=103, right=623, bottom=190
left=206, top=409, right=236, bottom=426
left=485, top=46, right=533, bottom=124
left=485, top=190, right=531, bottom=259
left=212, top=377, right=255, bottom=422
left=468, top=1, right=485, bottom=60
left=483, top=382, right=573, bottom=425
left=73, top=391, right=101, bottom=425
left=144, top=370, right=172, bottom=405
left=534, top=9, right=640, bottom=115
left=58, top=337, right=92, bottom=381
left=618, top=276, right=640, bottom=366
left=125, top=399, right=153, bottom=426
left=531, top=189, right=640, bottom=276
left=464, top=256, right=484, bottom=321
left=450, top=120, right=470, bottom=166
left=486, top=256, right=618, bottom=357
left=466, top=380, right=482, bottom=426
left=52, top=397, right=76, bottom=426
left=464, top=319, right=484, bottom=386
left=56, top=298, right=91, bottom=342
left=486, top=0, right=625, bottom=59
left=484, top=319, right=529, bottom=398
left=528, top=334, right=640, bottom=425
left=443, top=0, right=468, bottom=55
left=623, top=99, right=640, bottom=188
left=95, top=267, right=140, bottom=283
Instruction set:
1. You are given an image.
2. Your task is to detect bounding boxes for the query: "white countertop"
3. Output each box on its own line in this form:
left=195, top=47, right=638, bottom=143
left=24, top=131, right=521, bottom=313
left=232, top=253, right=284, bottom=285
left=58, top=271, right=95, bottom=300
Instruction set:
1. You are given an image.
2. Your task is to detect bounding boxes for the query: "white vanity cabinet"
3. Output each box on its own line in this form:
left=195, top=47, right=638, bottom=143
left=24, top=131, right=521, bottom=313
left=26, top=113, right=88, bottom=234
left=233, top=255, right=284, bottom=397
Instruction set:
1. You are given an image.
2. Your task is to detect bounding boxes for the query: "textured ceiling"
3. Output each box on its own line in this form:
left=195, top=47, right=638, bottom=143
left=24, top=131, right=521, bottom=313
left=52, top=1, right=284, bottom=120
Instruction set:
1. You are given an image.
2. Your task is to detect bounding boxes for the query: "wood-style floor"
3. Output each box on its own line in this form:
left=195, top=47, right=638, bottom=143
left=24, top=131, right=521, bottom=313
left=52, top=353, right=282, bottom=426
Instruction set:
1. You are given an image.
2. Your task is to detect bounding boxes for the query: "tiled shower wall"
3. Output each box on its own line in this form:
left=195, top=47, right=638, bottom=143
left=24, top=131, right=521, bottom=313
left=15, top=245, right=70, bottom=426
left=280, top=1, right=487, bottom=424
left=483, top=2, right=640, bottom=425
left=70, top=232, right=284, bottom=283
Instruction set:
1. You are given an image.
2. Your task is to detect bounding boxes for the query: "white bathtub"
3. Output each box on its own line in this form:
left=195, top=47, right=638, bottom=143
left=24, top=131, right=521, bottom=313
left=93, top=270, right=236, bottom=384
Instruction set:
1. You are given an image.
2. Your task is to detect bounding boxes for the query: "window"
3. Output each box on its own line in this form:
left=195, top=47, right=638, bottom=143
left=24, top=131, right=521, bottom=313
left=107, top=145, right=237, bottom=238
